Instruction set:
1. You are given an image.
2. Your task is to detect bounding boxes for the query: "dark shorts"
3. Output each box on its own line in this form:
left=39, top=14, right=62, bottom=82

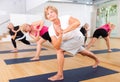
left=41, top=32, right=51, bottom=42
left=93, top=29, right=108, bottom=38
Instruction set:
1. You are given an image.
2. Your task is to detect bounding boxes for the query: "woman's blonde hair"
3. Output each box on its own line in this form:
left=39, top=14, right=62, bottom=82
left=110, top=24, right=115, bottom=29
left=7, top=23, right=14, bottom=29
left=108, top=22, right=115, bottom=30
left=44, top=5, right=58, bottom=19
left=20, top=23, right=30, bottom=33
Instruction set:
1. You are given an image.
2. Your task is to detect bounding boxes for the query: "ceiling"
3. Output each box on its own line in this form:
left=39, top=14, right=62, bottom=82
left=49, top=0, right=114, bottom=5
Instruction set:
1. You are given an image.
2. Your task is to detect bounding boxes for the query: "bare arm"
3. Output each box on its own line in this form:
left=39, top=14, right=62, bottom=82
left=63, top=16, right=80, bottom=33
left=107, top=23, right=115, bottom=37
left=51, top=33, right=63, bottom=50
left=31, top=20, right=44, bottom=31
left=29, top=33, right=40, bottom=42
left=11, top=31, right=17, bottom=40
left=108, top=30, right=112, bottom=37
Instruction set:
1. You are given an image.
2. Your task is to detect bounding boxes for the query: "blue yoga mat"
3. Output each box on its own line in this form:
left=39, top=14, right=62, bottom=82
left=4, top=54, right=72, bottom=65
left=0, top=48, right=47, bottom=54
left=9, top=66, right=118, bottom=82
left=91, top=48, right=120, bottom=54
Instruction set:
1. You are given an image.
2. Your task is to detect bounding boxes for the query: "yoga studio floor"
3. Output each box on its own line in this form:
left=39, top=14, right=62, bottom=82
left=0, top=38, right=120, bottom=82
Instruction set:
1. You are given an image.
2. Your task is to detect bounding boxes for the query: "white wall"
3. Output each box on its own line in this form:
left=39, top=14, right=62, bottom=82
left=10, top=14, right=42, bottom=26
left=90, top=5, right=97, bottom=36
left=0, top=13, right=10, bottom=36
left=0, top=0, right=26, bottom=14
left=26, top=0, right=48, bottom=11
left=0, top=0, right=26, bottom=37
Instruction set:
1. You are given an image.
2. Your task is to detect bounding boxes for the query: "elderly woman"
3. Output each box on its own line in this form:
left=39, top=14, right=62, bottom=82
left=44, top=5, right=100, bottom=81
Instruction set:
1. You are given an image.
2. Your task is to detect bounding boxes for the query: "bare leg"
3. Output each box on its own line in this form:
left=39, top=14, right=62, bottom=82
left=86, top=37, right=97, bottom=50
left=30, top=38, right=46, bottom=60
left=104, top=36, right=111, bottom=52
left=79, top=49, right=100, bottom=68
left=48, top=49, right=64, bottom=81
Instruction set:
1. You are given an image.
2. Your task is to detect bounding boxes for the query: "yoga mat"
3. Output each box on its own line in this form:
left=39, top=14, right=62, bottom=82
left=9, top=66, right=118, bottom=82
left=4, top=54, right=72, bottom=65
left=0, top=48, right=47, bottom=54
left=91, top=48, right=120, bottom=54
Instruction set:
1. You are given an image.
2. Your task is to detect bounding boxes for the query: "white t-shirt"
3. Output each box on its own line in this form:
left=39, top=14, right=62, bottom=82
left=48, top=15, right=83, bottom=41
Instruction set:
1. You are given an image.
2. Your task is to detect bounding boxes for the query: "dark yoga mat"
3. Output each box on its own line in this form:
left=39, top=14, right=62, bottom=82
left=9, top=66, right=118, bottom=82
left=0, top=48, right=47, bottom=54
left=4, top=54, right=72, bottom=65
left=91, top=48, right=120, bottom=54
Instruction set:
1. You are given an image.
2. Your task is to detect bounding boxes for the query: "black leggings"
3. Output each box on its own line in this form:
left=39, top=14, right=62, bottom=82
left=84, top=36, right=87, bottom=43
left=11, top=37, right=30, bottom=48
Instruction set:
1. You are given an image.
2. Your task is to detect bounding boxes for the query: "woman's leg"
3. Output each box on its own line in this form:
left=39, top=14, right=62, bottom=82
left=86, top=37, right=97, bottom=49
left=79, top=49, right=100, bottom=68
left=30, top=38, right=46, bottom=60
left=104, top=36, right=111, bottom=52
left=20, top=37, right=31, bottom=45
left=48, top=49, right=64, bottom=81
left=11, top=38, right=18, bottom=52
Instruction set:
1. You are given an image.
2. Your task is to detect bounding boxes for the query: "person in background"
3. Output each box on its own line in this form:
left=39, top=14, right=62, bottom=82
left=44, top=5, right=100, bottom=81
left=86, top=23, right=115, bottom=52
left=8, top=23, right=32, bottom=53
left=21, top=20, right=51, bottom=60
left=80, top=23, right=90, bottom=46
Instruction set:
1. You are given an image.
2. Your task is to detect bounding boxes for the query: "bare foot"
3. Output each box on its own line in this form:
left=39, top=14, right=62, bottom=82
left=48, top=74, right=64, bottom=81
left=92, top=59, right=100, bottom=68
left=10, top=50, right=18, bottom=53
left=30, top=57, right=39, bottom=61
left=108, top=49, right=112, bottom=52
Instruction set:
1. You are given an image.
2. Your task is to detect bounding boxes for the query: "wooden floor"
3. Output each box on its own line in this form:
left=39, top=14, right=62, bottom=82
left=0, top=38, right=120, bottom=82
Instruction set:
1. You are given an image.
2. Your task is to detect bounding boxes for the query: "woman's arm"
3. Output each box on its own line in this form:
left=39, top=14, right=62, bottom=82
left=32, top=20, right=44, bottom=26
left=31, top=20, right=44, bottom=31
left=29, top=33, right=40, bottom=42
left=108, top=30, right=111, bottom=37
left=63, top=16, right=80, bottom=33
left=51, top=33, right=63, bottom=50
left=11, top=31, right=17, bottom=40
left=108, top=23, right=115, bottom=37
left=11, top=26, right=21, bottom=34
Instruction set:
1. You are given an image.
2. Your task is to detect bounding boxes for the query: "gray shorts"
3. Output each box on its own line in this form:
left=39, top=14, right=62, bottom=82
left=61, top=35, right=85, bottom=55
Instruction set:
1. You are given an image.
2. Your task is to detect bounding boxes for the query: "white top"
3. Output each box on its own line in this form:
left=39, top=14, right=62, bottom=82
left=48, top=15, right=83, bottom=41
left=48, top=15, right=85, bottom=55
